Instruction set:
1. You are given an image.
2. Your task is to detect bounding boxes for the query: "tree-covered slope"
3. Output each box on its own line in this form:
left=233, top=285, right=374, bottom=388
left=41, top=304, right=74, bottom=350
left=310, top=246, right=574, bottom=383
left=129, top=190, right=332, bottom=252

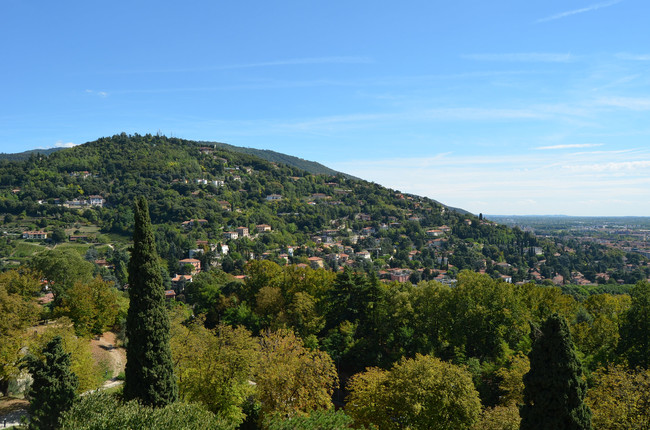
left=198, top=140, right=358, bottom=179
left=0, top=147, right=63, bottom=161
left=0, top=133, right=647, bottom=287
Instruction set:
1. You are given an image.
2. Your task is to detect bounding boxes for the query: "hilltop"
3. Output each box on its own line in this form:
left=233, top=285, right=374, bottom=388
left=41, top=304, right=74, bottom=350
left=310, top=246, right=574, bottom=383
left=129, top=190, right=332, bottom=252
left=0, top=147, right=63, bottom=161
left=0, top=133, right=647, bottom=289
left=197, top=140, right=359, bottom=179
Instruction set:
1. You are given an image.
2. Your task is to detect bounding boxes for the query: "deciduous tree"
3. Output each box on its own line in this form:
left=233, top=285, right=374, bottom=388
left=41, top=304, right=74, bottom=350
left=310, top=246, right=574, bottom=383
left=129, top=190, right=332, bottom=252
left=255, top=329, right=337, bottom=419
left=586, top=365, right=650, bottom=430
left=0, top=274, right=40, bottom=396
left=60, top=392, right=229, bottom=430
left=347, top=354, right=481, bottom=430
left=618, top=280, right=650, bottom=369
left=60, top=277, right=120, bottom=337
left=171, top=313, right=259, bottom=427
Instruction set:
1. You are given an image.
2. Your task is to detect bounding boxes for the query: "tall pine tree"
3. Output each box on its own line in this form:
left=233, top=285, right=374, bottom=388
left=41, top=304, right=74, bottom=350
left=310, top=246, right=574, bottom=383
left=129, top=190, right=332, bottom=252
left=520, top=313, right=591, bottom=430
left=25, top=336, right=78, bottom=430
left=124, top=196, right=178, bottom=407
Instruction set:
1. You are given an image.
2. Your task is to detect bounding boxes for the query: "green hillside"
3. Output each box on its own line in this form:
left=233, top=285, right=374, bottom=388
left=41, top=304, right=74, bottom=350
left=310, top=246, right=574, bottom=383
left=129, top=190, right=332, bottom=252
left=198, top=140, right=358, bottom=179
left=2, top=133, right=649, bottom=429
left=0, top=147, right=63, bottom=161
left=0, top=133, right=647, bottom=288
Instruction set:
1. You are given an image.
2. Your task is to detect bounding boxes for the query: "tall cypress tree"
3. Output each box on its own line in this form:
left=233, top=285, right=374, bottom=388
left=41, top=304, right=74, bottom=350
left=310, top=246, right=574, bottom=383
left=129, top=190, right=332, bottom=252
left=26, top=336, right=78, bottom=430
left=520, top=313, right=591, bottom=430
left=124, top=196, right=178, bottom=407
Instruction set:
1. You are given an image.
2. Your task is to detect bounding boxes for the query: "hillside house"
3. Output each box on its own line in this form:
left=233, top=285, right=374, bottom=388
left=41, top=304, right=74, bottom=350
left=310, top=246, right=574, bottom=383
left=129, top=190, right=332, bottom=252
left=236, top=226, right=249, bottom=238
left=266, top=194, right=282, bottom=201
left=181, top=219, right=208, bottom=229
left=69, top=235, right=91, bottom=242
left=390, top=270, right=411, bottom=283
left=256, top=224, right=272, bottom=233
left=94, top=259, right=113, bottom=269
left=171, top=274, right=193, bottom=290
left=356, top=250, right=372, bottom=260
left=89, top=195, right=105, bottom=207
left=426, top=229, right=443, bottom=237
left=223, top=231, right=239, bottom=240
left=178, top=258, right=201, bottom=274
left=22, top=231, right=48, bottom=240
left=308, top=256, right=324, bottom=269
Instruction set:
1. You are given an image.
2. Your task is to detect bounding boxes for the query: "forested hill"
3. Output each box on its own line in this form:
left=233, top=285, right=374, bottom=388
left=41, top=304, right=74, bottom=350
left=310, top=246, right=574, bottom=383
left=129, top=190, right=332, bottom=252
left=0, top=133, right=647, bottom=287
left=0, top=147, right=63, bottom=161
left=197, top=140, right=358, bottom=179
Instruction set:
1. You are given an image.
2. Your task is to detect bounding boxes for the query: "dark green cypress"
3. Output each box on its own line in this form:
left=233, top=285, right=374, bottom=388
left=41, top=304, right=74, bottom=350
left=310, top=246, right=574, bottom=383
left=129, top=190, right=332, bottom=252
left=520, top=313, right=592, bottom=430
left=26, top=336, right=78, bottom=430
left=123, top=196, right=178, bottom=407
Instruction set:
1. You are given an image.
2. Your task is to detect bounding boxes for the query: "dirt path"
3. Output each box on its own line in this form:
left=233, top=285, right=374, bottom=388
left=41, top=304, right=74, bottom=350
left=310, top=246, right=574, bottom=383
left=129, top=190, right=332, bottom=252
left=89, top=331, right=126, bottom=388
left=0, top=332, right=127, bottom=427
left=0, top=398, right=28, bottom=428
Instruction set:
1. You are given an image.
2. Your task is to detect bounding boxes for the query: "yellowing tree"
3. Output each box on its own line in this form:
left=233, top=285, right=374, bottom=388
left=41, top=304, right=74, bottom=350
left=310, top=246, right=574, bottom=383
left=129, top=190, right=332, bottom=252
left=472, top=404, right=520, bottom=430
left=586, top=365, right=650, bottom=429
left=255, top=329, right=338, bottom=419
left=347, top=354, right=481, bottom=430
left=0, top=279, right=40, bottom=395
left=572, top=293, right=630, bottom=367
left=31, top=318, right=105, bottom=393
left=495, top=352, right=530, bottom=406
left=171, top=313, right=259, bottom=427
left=60, top=277, right=120, bottom=337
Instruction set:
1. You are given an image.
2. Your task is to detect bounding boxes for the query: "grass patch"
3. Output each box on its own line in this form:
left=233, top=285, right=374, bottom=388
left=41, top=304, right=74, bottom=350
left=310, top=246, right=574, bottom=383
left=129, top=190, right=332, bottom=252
left=55, top=242, right=92, bottom=255
left=12, top=241, right=45, bottom=258
left=102, top=384, right=124, bottom=396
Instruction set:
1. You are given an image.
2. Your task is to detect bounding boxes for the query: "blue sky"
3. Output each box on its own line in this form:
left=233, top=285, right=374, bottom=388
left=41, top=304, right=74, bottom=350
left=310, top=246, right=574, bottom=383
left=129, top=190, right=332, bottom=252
left=2, top=0, right=650, bottom=216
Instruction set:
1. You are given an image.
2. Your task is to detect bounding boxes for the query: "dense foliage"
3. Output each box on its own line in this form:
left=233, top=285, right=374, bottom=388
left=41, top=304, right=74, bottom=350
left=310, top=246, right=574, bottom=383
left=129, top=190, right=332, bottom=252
left=1, top=134, right=649, bottom=429
left=2, top=133, right=646, bottom=287
left=124, top=197, right=177, bottom=406
left=24, top=336, right=79, bottom=430
left=60, top=392, right=230, bottom=430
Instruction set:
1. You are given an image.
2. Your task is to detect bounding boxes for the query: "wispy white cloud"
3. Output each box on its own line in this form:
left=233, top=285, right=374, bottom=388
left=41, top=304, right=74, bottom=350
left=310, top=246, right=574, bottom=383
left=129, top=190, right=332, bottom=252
left=616, top=53, right=650, bottom=61
left=329, top=148, right=650, bottom=216
left=537, top=0, right=623, bottom=23
left=461, top=53, right=573, bottom=62
left=219, top=56, right=374, bottom=69
left=54, top=141, right=78, bottom=148
left=85, top=89, right=108, bottom=97
left=425, top=107, right=546, bottom=120
left=104, top=56, right=374, bottom=74
left=563, top=160, right=650, bottom=172
left=535, top=143, right=604, bottom=150
left=596, top=97, right=650, bottom=110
